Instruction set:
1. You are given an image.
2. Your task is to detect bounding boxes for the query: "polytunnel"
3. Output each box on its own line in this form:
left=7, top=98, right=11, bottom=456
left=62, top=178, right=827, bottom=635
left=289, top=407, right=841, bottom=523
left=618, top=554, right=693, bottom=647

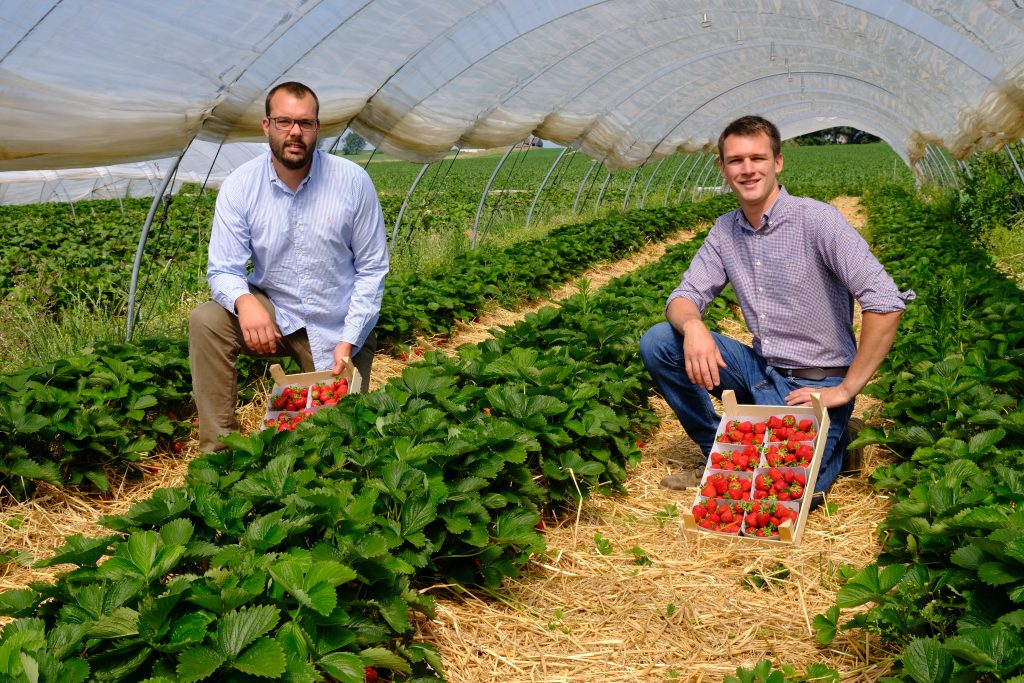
left=1, top=0, right=1023, bottom=176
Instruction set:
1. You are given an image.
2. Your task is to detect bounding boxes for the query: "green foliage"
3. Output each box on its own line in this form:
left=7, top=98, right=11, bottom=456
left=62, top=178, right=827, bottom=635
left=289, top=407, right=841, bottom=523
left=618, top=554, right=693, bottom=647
left=0, top=338, right=194, bottom=498
left=953, top=151, right=1024, bottom=240
left=724, top=659, right=839, bottom=683
left=813, top=185, right=1024, bottom=681
left=375, top=197, right=735, bottom=350
left=0, top=198, right=740, bottom=681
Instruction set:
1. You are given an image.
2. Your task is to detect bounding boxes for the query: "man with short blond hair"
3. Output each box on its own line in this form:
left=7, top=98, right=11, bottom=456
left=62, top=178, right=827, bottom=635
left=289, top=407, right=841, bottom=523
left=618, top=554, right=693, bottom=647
left=640, top=115, right=913, bottom=503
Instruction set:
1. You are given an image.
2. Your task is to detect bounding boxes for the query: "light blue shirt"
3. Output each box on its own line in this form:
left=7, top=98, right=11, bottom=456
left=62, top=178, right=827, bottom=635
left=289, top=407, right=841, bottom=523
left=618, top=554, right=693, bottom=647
left=207, top=150, right=389, bottom=371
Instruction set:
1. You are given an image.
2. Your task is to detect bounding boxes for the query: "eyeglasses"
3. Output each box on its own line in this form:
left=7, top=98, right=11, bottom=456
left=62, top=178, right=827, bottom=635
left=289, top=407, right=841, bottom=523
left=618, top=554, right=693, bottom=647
left=268, top=116, right=319, bottom=133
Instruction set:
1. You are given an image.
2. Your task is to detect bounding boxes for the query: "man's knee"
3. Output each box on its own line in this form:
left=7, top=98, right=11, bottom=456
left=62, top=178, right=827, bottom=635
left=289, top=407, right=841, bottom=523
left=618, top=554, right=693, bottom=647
left=640, top=321, right=678, bottom=365
left=189, top=301, right=230, bottom=337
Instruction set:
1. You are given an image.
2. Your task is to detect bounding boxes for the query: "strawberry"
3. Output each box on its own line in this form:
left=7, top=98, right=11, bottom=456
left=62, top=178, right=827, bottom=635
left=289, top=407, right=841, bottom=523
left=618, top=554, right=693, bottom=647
left=738, top=421, right=753, bottom=433
left=799, top=418, right=813, bottom=432
left=701, top=483, right=716, bottom=498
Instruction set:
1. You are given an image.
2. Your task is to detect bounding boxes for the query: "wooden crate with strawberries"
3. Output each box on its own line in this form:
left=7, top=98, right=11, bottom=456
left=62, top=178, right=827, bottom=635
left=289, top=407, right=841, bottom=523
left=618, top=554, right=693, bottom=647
left=262, top=361, right=353, bottom=432
left=682, top=390, right=830, bottom=545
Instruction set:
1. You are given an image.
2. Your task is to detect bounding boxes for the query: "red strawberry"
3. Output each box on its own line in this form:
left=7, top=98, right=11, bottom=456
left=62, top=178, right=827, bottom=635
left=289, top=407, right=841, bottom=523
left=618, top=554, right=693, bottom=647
left=701, top=483, right=716, bottom=498
left=799, top=419, right=813, bottom=432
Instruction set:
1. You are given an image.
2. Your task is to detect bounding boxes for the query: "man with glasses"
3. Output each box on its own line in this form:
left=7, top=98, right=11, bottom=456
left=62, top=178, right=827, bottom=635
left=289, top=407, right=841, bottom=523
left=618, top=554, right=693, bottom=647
left=189, top=81, right=389, bottom=453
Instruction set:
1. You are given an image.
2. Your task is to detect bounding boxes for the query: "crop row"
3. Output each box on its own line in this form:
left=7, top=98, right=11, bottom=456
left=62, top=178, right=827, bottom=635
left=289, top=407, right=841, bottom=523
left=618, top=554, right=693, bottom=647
left=812, top=186, right=1024, bottom=681
left=377, top=197, right=734, bottom=349
left=0, top=198, right=733, bottom=499
left=0, top=212, right=739, bottom=680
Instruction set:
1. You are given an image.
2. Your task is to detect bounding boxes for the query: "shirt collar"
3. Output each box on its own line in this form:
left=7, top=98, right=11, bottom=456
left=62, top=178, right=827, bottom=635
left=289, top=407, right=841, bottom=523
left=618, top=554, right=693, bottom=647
left=734, top=185, right=791, bottom=233
left=264, top=149, right=320, bottom=194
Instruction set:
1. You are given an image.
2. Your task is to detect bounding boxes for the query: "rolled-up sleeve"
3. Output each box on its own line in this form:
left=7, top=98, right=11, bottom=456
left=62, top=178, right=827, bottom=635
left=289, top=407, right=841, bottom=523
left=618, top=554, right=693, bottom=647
left=667, top=224, right=729, bottom=315
left=816, top=206, right=915, bottom=313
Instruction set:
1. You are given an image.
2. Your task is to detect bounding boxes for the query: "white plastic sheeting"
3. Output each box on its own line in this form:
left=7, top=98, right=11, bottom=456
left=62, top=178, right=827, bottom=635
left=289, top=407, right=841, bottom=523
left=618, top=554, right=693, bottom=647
left=0, top=142, right=267, bottom=205
left=1, top=0, right=1022, bottom=182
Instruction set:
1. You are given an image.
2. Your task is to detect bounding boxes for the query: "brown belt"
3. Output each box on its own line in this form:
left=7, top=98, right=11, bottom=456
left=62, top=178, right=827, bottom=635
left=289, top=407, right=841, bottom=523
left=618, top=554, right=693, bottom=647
left=772, top=366, right=848, bottom=380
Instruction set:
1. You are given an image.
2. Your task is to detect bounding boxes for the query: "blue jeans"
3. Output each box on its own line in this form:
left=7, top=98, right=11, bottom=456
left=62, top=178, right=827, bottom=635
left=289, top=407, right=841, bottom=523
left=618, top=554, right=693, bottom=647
left=639, top=321, right=855, bottom=494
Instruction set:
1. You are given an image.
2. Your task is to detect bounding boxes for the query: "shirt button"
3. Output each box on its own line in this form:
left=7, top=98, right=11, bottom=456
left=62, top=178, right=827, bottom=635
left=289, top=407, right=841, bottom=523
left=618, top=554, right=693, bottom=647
left=758, top=287, right=763, bottom=293
left=756, top=260, right=761, bottom=266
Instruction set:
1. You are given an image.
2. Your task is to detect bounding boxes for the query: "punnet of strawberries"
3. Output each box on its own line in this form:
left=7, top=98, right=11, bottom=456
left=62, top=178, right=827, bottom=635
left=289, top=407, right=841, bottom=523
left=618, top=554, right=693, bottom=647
left=742, top=501, right=799, bottom=537
left=709, top=443, right=759, bottom=471
left=715, top=418, right=767, bottom=444
left=691, top=498, right=744, bottom=534
left=701, top=472, right=752, bottom=501
left=753, top=467, right=808, bottom=502
left=308, top=376, right=348, bottom=407
left=764, top=440, right=814, bottom=467
left=766, top=414, right=817, bottom=442
left=265, top=410, right=314, bottom=432
left=270, top=385, right=310, bottom=412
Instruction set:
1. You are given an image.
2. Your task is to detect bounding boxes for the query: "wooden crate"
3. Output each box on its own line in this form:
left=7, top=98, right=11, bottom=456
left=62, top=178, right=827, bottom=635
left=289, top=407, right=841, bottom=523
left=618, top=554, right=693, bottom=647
left=264, top=361, right=354, bottom=421
left=682, top=389, right=830, bottom=545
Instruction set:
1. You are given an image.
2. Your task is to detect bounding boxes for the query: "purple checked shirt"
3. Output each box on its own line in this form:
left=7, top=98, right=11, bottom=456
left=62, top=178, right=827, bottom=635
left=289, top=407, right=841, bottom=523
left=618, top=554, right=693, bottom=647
left=668, top=187, right=914, bottom=369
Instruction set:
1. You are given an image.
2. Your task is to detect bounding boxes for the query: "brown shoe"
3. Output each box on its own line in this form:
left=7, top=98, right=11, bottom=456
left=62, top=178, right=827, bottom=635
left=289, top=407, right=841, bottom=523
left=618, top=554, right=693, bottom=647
left=841, top=417, right=866, bottom=475
left=660, top=469, right=703, bottom=490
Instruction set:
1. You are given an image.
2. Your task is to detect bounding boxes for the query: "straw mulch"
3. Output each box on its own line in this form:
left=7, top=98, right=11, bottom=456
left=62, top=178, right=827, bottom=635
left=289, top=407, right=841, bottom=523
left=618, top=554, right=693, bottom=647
left=0, top=201, right=901, bottom=680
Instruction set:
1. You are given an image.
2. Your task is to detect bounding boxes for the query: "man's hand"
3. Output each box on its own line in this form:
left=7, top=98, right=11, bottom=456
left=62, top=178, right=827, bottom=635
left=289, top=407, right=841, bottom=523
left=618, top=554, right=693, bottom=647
left=682, top=320, right=726, bottom=390
left=332, top=342, right=354, bottom=375
left=236, top=294, right=280, bottom=354
left=785, top=383, right=854, bottom=409
left=667, top=297, right=726, bottom=390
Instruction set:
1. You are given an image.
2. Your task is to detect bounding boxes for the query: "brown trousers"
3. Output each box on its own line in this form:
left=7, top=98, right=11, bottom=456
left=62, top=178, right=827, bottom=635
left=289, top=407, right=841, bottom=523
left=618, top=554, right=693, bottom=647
left=188, top=288, right=375, bottom=452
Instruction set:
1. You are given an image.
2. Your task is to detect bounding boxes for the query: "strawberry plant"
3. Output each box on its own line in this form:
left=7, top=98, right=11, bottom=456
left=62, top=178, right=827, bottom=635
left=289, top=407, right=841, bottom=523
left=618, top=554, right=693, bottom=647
left=0, top=202, right=741, bottom=680
left=812, top=186, right=1024, bottom=681
left=0, top=337, right=193, bottom=498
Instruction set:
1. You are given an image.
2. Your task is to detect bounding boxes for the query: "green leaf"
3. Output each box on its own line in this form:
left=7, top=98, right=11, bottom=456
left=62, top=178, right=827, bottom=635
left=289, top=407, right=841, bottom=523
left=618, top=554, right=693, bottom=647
left=7, top=459, right=62, bottom=486
left=835, top=563, right=907, bottom=608
left=373, top=595, right=411, bottom=634
left=968, top=428, right=1005, bottom=455
left=169, top=612, right=216, bottom=648
left=359, top=647, right=411, bottom=675
left=812, top=605, right=840, bottom=645
left=87, top=607, right=139, bottom=638
left=0, top=589, right=38, bottom=617
left=317, top=652, right=365, bottom=683
left=978, top=562, right=1021, bottom=587
left=901, top=638, right=953, bottom=683
left=177, top=645, right=225, bottom=683
left=159, top=518, right=194, bottom=547
left=216, top=605, right=280, bottom=659
left=233, top=637, right=286, bottom=678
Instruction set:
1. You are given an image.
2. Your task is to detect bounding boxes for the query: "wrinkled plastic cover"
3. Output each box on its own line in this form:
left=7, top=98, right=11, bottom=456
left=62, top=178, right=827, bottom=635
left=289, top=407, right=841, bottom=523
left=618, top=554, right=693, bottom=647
left=0, top=0, right=1021, bottom=179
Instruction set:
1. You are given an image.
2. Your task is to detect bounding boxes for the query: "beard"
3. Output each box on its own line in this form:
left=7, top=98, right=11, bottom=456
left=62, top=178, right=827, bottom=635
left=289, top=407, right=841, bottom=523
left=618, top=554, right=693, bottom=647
left=271, top=135, right=314, bottom=170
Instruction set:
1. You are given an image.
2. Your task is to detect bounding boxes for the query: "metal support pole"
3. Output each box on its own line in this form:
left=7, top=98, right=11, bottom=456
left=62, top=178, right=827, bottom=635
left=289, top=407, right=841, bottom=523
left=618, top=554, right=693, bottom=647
left=621, top=164, right=645, bottom=211
left=526, top=145, right=569, bottom=229
left=690, top=155, right=719, bottom=201
left=932, top=145, right=960, bottom=189
left=927, top=149, right=947, bottom=187
left=1005, top=144, right=1024, bottom=188
left=677, top=154, right=711, bottom=205
left=594, top=168, right=613, bottom=210
left=391, top=163, right=431, bottom=244
left=638, top=157, right=667, bottom=209
left=471, top=145, right=516, bottom=249
left=664, top=154, right=698, bottom=206
left=572, top=159, right=599, bottom=214
left=922, top=146, right=944, bottom=187
left=929, top=145, right=954, bottom=188
left=126, top=147, right=187, bottom=341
